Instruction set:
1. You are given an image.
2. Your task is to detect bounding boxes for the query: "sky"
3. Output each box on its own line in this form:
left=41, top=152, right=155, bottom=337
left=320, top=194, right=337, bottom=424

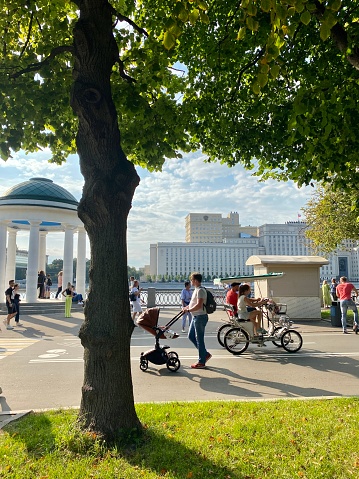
left=0, top=149, right=314, bottom=269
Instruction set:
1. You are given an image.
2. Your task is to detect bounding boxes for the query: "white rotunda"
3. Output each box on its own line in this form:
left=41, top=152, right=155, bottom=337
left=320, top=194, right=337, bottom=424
left=0, top=177, right=87, bottom=302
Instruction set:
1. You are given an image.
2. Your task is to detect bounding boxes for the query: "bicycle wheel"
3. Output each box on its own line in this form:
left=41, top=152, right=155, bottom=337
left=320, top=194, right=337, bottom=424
left=224, top=327, right=250, bottom=355
left=281, top=330, right=303, bottom=353
left=271, top=326, right=284, bottom=347
left=217, top=323, right=233, bottom=348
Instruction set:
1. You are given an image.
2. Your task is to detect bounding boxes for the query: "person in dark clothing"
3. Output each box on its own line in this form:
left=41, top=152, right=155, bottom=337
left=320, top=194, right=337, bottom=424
left=37, top=270, right=46, bottom=298
left=13, top=283, right=22, bottom=327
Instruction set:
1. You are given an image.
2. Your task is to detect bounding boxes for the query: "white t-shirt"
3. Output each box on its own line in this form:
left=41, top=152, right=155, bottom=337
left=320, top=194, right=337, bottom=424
left=237, top=294, right=250, bottom=320
left=188, top=287, right=207, bottom=315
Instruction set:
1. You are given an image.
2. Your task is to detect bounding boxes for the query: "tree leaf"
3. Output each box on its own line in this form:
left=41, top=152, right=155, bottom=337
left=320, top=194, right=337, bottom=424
left=163, top=31, right=176, bottom=50
left=237, top=27, right=246, bottom=40
left=270, top=64, right=280, bottom=78
left=320, top=23, right=331, bottom=41
left=189, top=8, right=200, bottom=24
left=261, top=0, right=271, bottom=13
left=300, top=10, right=311, bottom=26
left=258, top=73, right=268, bottom=87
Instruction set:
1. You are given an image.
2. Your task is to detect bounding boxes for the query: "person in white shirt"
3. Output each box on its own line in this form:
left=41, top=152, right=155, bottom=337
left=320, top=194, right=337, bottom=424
left=183, top=272, right=211, bottom=369
left=237, top=283, right=267, bottom=335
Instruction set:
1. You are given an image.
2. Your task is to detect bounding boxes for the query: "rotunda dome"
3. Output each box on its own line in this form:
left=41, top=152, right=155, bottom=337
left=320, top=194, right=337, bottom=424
left=0, top=178, right=78, bottom=206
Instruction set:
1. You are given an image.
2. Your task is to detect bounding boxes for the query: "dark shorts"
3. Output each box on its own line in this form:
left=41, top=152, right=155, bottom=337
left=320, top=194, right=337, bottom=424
left=6, top=303, right=15, bottom=315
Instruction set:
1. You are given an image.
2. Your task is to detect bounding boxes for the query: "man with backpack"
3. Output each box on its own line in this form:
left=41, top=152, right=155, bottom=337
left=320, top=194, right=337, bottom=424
left=183, top=272, right=212, bottom=369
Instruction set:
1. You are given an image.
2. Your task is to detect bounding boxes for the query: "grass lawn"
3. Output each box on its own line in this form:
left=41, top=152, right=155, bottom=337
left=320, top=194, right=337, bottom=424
left=1, top=398, right=359, bottom=478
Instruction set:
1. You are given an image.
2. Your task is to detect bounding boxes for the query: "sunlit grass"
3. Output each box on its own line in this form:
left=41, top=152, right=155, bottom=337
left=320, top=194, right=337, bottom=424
left=1, top=399, right=359, bottom=478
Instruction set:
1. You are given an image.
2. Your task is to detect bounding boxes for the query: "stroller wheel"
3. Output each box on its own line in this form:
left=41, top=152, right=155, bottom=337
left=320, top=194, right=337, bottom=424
left=166, top=357, right=180, bottom=372
left=140, top=357, right=148, bottom=371
left=168, top=351, right=179, bottom=359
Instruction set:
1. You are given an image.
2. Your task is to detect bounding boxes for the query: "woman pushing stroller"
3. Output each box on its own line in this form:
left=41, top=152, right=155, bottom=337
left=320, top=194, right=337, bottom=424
left=237, top=283, right=268, bottom=335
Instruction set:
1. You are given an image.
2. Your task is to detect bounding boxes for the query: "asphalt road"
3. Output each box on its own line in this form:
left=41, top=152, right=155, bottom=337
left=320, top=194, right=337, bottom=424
left=1, top=308, right=359, bottom=413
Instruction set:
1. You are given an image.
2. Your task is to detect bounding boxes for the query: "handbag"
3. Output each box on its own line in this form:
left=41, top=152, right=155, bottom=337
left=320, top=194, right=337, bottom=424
left=130, top=292, right=137, bottom=301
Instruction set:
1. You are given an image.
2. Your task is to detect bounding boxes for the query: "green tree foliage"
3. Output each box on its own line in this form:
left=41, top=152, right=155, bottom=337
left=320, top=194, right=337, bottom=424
left=303, top=184, right=359, bottom=253
left=139, top=0, right=359, bottom=188
left=0, top=1, right=189, bottom=168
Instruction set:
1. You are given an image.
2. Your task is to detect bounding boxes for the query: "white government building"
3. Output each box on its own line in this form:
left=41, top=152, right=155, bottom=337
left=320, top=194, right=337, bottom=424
left=149, top=212, right=359, bottom=281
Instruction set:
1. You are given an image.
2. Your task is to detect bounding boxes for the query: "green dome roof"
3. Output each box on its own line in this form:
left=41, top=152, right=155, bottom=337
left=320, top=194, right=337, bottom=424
left=0, top=178, right=78, bottom=206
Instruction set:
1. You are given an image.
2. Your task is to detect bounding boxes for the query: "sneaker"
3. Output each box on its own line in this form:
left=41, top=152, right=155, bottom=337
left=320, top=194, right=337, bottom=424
left=182, top=329, right=186, bottom=333
left=191, top=362, right=206, bottom=369
left=343, top=329, right=349, bottom=334
left=205, top=352, right=212, bottom=363
left=78, top=301, right=83, bottom=305
left=353, top=323, right=358, bottom=333
left=15, top=323, right=23, bottom=327
left=6, top=325, right=14, bottom=330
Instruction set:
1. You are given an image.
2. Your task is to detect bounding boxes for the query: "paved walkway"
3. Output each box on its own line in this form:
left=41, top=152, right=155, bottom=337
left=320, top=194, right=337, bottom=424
left=0, top=307, right=343, bottom=429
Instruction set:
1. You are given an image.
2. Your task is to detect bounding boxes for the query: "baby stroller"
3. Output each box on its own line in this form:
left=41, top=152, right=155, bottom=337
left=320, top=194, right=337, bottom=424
left=137, top=307, right=184, bottom=372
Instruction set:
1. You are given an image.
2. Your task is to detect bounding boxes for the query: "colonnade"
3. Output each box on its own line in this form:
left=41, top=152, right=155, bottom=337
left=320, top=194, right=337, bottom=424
left=0, top=220, right=87, bottom=302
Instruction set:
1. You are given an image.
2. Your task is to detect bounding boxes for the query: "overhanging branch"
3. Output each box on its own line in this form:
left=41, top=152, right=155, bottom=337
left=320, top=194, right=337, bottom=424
left=116, top=57, right=136, bottom=83
left=110, top=6, right=149, bottom=38
left=230, top=46, right=266, bottom=101
left=9, top=45, right=74, bottom=79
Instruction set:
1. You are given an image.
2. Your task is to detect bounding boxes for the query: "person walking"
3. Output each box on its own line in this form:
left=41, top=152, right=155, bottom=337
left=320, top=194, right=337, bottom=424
left=61, top=282, right=74, bottom=318
left=130, top=280, right=142, bottom=324
left=336, top=276, right=359, bottom=334
left=180, top=281, right=192, bottom=332
left=3, top=279, right=16, bottom=329
left=182, top=272, right=211, bottom=369
left=55, top=271, right=63, bottom=299
left=322, top=280, right=331, bottom=308
left=13, top=283, right=22, bottom=327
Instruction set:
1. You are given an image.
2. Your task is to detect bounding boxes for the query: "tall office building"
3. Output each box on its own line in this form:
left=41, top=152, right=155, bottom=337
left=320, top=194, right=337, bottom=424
left=185, top=211, right=257, bottom=243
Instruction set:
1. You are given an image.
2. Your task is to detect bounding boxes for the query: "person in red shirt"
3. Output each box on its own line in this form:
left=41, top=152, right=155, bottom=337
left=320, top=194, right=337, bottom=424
left=226, top=283, right=240, bottom=315
left=336, top=276, right=359, bottom=334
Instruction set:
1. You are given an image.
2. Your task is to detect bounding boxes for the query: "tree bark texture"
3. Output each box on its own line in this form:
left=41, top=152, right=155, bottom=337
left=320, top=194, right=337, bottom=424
left=70, top=0, right=141, bottom=439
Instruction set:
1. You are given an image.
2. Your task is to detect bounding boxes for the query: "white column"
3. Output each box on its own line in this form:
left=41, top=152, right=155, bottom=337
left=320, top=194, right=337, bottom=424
left=38, top=231, right=48, bottom=272
left=63, top=225, right=75, bottom=289
left=0, top=221, right=8, bottom=297
left=5, top=228, right=18, bottom=282
left=26, top=221, right=41, bottom=302
left=76, top=227, right=87, bottom=297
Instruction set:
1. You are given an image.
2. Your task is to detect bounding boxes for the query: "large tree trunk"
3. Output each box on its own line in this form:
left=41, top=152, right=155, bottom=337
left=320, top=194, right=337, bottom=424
left=71, top=0, right=141, bottom=439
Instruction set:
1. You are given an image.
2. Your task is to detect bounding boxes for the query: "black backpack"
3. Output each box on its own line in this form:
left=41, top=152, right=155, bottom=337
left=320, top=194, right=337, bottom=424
left=47, top=277, right=52, bottom=286
left=203, top=288, right=217, bottom=314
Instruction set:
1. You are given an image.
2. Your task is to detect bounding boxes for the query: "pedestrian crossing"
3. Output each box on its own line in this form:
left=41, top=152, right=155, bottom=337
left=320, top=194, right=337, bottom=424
left=0, top=338, right=40, bottom=360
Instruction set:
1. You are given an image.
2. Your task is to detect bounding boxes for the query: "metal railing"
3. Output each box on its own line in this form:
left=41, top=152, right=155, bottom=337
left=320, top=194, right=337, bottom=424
left=13, top=288, right=227, bottom=307
left=140, top=289, right=227, bottom=308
